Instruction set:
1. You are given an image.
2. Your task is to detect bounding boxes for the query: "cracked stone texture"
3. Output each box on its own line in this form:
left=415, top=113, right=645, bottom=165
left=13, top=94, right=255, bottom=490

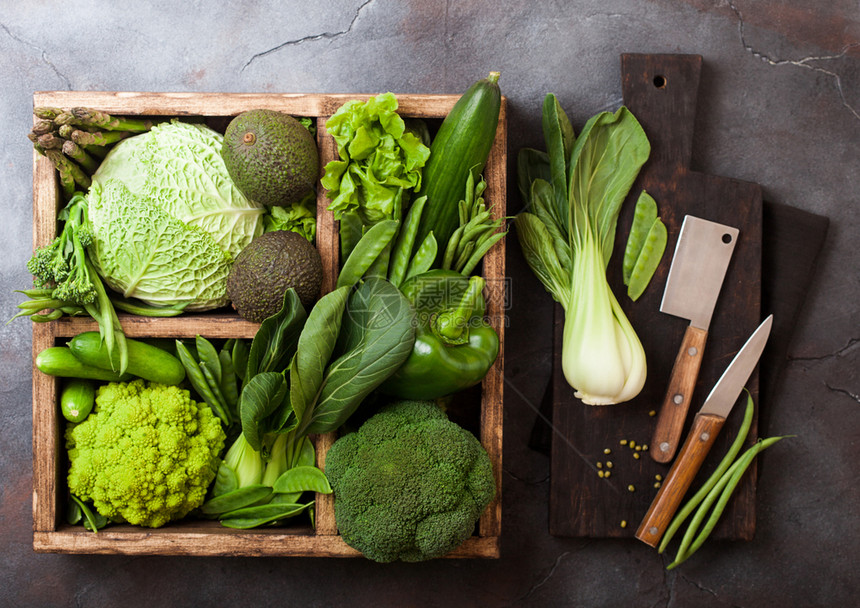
left=1, top=1, right=857, bottom=606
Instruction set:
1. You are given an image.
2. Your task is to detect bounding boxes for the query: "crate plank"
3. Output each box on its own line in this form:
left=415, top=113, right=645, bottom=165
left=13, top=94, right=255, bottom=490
left=31, top=91, right=505, bottom=558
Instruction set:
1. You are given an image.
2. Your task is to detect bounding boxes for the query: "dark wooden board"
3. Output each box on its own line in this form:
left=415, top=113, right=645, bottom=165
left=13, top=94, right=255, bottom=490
left=549, top=54, right=763, bottom=538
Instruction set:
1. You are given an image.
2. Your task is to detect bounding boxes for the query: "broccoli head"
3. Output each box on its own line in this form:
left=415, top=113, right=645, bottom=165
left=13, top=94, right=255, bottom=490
left=324, top=399, right=496, bottom=562
left=66, top=379, right=226, bottom=528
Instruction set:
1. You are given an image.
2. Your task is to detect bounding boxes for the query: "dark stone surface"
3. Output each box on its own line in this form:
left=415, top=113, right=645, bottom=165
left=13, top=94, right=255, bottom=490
left=1, top=1, right=857, bottom=606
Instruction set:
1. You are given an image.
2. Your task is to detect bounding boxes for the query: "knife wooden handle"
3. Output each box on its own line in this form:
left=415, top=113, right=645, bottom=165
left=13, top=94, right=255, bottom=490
left=636, top=413, right=726, bottom=547
left=650, top=325, right=708, bottom=463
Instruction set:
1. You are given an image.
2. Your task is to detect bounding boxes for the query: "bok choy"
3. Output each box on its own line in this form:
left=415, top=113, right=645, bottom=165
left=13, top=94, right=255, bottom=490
left=516, top=96, right=650, bottom=405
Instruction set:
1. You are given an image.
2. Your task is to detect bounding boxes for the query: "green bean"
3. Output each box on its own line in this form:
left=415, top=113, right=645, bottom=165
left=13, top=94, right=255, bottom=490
left=16, top=298, right=66, bottom=311
left=442, top=225, right=465, bottom=271
left=175, top=340, right=231, bottom=425
left=461, top=230, right=507, bottom=276
left=454, top=240, right=476, bottom=274
left=219, top=501, right=312, bottom=529
left=31, top=310, right=65, bottom=322
left=627, top=217, right=667, bottom=302
left=683, top=436, right=790, bottom=560
left=15, top=288, right=55, bottom=298
left=463, top=171, right=476, bottom=209
left=458, top=199, right=469, bottom=226
left=404, top=231, right=438, bottom=281
left=623, top=190, right=658, bottom=285
left=272, top=465, right=332, bottom=494
left=668, top=435, right=789, bottom=569
left=200, top=484, right=272, bottom=515
left=388, top=196, right=427, bottom=287
left=336, top=219, right=399, bottom=289
left=659, top=392, right=756, bottom=554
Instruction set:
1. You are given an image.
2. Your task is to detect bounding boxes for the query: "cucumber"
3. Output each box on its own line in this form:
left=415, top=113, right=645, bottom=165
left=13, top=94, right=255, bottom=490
left=68, top=331, right=186, bottom=385
left=61, top=379, right=95, bottom=423
left=415, top=71, right=502, bottom=258
left=36, top=347, right=132, bottom=382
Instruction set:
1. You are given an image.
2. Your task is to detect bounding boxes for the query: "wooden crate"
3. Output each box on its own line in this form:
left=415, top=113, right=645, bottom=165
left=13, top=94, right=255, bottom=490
left=30, top=91, right=507, bottom=557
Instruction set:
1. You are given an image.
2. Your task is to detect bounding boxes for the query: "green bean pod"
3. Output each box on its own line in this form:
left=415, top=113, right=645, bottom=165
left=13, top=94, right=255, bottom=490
left=175, top=340, right=232, bottom=425
left=668, top=435, right=789, bottom=569
left=659, top=391, right=756, bottom=553
left=461, top=230, right=506, bottom=276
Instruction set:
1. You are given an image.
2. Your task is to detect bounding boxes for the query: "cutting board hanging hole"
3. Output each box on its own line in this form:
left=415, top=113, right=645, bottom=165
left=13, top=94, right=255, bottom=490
left=722, top=232, right=734, bottom=244
left=653, top=75, right=667, bottom=88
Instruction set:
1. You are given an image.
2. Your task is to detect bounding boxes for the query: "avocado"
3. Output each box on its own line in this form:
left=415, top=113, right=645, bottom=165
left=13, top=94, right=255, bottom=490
left=227, top=230, right=323, bottom=322
left=222, top=109, right=319, bottom=207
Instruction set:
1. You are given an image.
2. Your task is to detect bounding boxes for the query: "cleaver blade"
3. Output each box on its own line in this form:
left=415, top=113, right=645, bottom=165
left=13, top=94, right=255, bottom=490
left=650, top=215, right=739, bottom=463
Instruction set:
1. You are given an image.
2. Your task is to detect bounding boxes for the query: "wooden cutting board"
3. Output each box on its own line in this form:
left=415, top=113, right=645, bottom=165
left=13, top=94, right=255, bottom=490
left=549, top=54, right=763, bottom=538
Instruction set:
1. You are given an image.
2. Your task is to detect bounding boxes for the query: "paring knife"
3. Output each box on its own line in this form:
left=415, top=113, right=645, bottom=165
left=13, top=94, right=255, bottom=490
left=650, top=216, right=739, bottom=463
left=635, top=314, right=773, bottom=547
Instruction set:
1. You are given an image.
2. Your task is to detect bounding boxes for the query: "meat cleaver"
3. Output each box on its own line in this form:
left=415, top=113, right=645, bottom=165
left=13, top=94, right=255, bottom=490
left=650, top=215, right=739, bottom=463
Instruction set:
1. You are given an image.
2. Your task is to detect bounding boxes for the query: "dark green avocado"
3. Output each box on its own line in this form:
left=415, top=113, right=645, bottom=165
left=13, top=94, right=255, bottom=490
left=222, top=109, right=319, bottom=207
left=227, top=230, right=323, bottom=322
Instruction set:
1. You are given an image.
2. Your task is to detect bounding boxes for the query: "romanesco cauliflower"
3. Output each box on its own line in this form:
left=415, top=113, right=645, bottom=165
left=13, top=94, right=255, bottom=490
left=65, top=379, right=226, bottom=528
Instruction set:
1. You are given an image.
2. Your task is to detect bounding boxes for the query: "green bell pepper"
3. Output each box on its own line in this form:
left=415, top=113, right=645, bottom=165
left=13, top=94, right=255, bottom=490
left=380, top=270, right=499, bottom=400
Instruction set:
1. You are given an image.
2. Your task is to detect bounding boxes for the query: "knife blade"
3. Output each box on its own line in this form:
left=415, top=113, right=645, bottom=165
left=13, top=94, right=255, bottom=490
left=651, top=216, right=739, bottom=463
left=635, top=314, right=773, bottom=547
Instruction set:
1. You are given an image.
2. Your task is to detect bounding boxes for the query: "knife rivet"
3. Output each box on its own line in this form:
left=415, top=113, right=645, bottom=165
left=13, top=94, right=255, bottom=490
left=688, top=346, right=698, bottom=356
left=673, top=394, right=684, bottom=404
left=659, top=442, right=670, bottom=452
left=700, top=432, right=710, bottom=441
left=649, top=526, right=659, bottom=536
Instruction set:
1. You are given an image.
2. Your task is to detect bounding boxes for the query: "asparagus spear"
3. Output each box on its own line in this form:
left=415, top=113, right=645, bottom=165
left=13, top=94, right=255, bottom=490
left=36, top=132, right=65, bottom=150
left=33, top=107, right=63, bottom=120
left=70, top=129, right=131, bottom=147
left=45, top=149, right=91, bottom=190
left=32, top=119, right=56, bottom=136
left=70, top=107, right=152, bottom=132
left=61, top=140, right=100, bottom=173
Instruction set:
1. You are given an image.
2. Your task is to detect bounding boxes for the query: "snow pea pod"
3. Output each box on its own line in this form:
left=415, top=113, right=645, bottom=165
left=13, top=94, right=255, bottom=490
left=272, top=465, right=332, bottom=495
left=219, top=501, right=312, bottom=529
left=199, top=484, right=272, bottom=516
left=404, top=231, right=438, bottom=281
left=336, top=219, right=399, bottom=289
left=623, top=191, right=658, bottom=284
left=388, top=196, right=427, bottom=287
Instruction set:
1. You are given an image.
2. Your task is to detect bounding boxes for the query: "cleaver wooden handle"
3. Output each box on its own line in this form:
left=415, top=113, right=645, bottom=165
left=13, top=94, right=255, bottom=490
left=636, top=412, right=725, bottom=547
left=651, top=325, right=708, bottom=463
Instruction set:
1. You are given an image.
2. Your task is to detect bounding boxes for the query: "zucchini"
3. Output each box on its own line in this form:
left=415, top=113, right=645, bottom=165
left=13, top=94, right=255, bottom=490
left=61, top=379, right=95, bottom=423
left=36, top=347, right=131, bottom=382
left=415, top=71, right=502, bottom=259
left=68, top=331, right=186, bottom=385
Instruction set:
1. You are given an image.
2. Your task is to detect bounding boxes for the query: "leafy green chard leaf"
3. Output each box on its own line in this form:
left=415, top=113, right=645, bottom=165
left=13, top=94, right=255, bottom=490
left=246, top=289, right=307, bottom=379
left=302, top=278, right=415, bottom=435
left=239, top=372, right=289, bottom=452
left=290, top=286, right=350, bottom=427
